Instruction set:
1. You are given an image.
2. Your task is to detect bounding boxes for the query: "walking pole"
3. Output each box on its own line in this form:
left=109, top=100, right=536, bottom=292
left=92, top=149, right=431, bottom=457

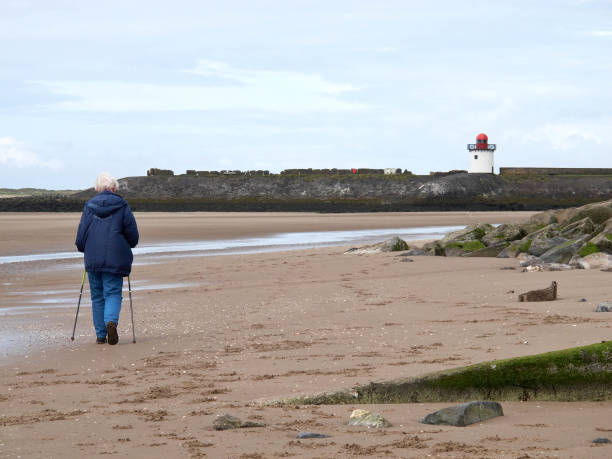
left=70, top=270, right=86, bottom=341
left=128, top=275, right=136, bottom=343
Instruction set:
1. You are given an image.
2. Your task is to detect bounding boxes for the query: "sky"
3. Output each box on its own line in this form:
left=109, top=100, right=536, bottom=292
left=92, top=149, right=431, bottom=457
left=1, top=0, right=611, bottom=189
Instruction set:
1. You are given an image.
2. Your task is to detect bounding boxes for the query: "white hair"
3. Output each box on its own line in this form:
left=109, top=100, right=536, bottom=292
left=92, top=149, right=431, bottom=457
left=95, top=172, right=118, bottom=193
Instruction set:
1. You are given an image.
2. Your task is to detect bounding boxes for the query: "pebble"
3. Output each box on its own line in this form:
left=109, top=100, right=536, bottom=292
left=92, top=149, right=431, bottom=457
left=348, top=409, right=391, bottom=428
left=578, top=298, right=586, bottom=302
left=296, top=432, right=331, bottom=439
left=596, top=302, right=611, bottom=312
left=212, top=414, right=265, bottom=430
left=592, top=437, right=611, bottom=444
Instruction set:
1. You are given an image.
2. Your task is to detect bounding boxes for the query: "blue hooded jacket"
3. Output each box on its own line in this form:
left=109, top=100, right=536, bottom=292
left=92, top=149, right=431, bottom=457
left=75, top=191, right=139, bottom=276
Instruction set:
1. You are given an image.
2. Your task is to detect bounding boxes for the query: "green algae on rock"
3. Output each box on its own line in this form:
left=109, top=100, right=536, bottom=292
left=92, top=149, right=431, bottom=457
left=275, top=341, right=612, bottom=405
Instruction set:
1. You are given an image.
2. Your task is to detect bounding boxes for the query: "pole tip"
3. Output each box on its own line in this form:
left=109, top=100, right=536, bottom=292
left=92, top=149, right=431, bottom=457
left=70, top=337, right=74, bottom=341
left=133, top=340, right=136, bottom=343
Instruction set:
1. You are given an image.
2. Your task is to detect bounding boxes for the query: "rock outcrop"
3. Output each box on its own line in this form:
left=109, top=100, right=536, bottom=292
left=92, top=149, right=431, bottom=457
left=423, top=199, right=612, bottom=270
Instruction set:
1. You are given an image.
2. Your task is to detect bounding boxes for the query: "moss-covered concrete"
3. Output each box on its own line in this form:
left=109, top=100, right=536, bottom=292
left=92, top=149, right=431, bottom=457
left=275, top=342, right=612, bottom=405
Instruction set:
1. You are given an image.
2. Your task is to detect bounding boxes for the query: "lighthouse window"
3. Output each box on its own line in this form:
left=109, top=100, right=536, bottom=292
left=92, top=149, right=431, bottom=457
left=474, top=155, right=478, bottom=159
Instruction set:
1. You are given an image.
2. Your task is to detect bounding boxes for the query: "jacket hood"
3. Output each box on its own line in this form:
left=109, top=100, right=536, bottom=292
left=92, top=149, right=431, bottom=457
left=86, top=191, right=127, bottom=218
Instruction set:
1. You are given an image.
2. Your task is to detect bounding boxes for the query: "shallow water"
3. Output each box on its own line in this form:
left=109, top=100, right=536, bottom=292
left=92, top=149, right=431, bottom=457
left=0, top=225, right=468, bottom=358
left=0, top=225, right=462, bottom=265
left=1, top=282, right=197, bottom=316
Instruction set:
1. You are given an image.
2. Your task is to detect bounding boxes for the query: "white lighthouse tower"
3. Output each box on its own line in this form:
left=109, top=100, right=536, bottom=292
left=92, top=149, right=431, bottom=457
left=467, top=133, right=496, bottom=174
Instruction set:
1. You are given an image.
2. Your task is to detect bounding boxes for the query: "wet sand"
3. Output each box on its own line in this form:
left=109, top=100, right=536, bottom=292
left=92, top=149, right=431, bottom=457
left=1, top=212, right=611, bottom=458
left=1, top=211, right=533, bottom=255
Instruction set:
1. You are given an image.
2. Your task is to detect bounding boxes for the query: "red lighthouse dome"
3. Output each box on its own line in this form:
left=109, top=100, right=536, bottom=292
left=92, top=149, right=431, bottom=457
left=476, top=133, right=488, bottom=149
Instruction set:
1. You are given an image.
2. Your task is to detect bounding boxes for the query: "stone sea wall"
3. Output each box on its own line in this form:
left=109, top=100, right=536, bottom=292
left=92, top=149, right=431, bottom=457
left=2, top=173, right=612, bottom=212
left=500, top=167, right=612, bottom=176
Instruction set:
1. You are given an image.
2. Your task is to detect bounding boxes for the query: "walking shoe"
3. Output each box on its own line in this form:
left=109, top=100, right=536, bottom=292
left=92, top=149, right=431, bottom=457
left=96, top=337, right=107, bottom=344
left=107, top=321, right=119, bottom=345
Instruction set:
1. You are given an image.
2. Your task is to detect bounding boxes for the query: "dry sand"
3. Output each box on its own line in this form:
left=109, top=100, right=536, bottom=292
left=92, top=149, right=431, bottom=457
left=1, top=211, right=611, bottom=458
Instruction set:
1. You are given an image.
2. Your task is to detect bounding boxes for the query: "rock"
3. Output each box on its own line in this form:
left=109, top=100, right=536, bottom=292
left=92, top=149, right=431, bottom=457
left=582, top=252, right=612, bottom=270
left=569, top=255, right=589, bottom=269
left=579, top=298, right=587, bottom=302
left=569, top=201, right=612, bottom=225
left=420, top=401, right=503, bottom=427
left=589, top=217, right=612, bottom=252
left=440, top=223, right=493, bottom=246
left=518, top=253, right=539, bottom=266
left=528, top=235, right=567, bottom=257
left=404, top=247, right=427, bottom=256
left=444, top=247, right=467, bottom=257
left=596, top=302, right=611, bottom=312
left=344, top=237, right=409, bottom=254
left=522, top=265, right=543, bottom=272
left=481, top=223, right=525, bottom=247
left=296, top=432, right=332, bottom=439
left=592, top=437, right=611, bottom=444
left=524, top=209, right=560, bottom=228
left=212, top=414, right=265, bottom=430
left=400, top=257, right=414, bottom=262
left=462, top=241, right=508, bottom=257
left=497, top=242, right=520, bottom=258
left=381, top=237, right=409, bottom=252
left=422, top=241, right=447, bottom=256
left=499, top=266, right=516, bottom=270
left=540, top=263, right=573, bottom=271
left=348, top=409, right=391, bottom=428
left=560, top=217, right=595, bottom=239
left=521, top=263, right=573, bottom=272
left=540, top=236, right=590, bottom=264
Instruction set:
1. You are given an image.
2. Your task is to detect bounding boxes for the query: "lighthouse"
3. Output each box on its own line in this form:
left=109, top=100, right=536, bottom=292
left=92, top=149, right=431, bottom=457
left=467, top=133, right=496, bottom=174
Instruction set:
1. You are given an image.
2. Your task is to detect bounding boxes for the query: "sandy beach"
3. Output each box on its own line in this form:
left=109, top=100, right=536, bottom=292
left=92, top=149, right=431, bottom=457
left=1, top=211, right=611, bottom=458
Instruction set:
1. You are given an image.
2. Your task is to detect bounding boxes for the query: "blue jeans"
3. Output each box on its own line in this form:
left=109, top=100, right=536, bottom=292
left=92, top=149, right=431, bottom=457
left=88, top=271, right=123, bottom=339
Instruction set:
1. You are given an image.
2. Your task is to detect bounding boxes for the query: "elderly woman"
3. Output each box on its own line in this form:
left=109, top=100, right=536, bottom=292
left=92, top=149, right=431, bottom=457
left=75, top=173, right=139, bottom=345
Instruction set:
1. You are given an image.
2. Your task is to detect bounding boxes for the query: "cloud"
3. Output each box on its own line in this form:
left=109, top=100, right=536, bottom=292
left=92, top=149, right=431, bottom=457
left=517, top=122, right=606, bottom=151
left=0, top=137, right=62, bottom=170
left=30, top=61, right=366, bottom=114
